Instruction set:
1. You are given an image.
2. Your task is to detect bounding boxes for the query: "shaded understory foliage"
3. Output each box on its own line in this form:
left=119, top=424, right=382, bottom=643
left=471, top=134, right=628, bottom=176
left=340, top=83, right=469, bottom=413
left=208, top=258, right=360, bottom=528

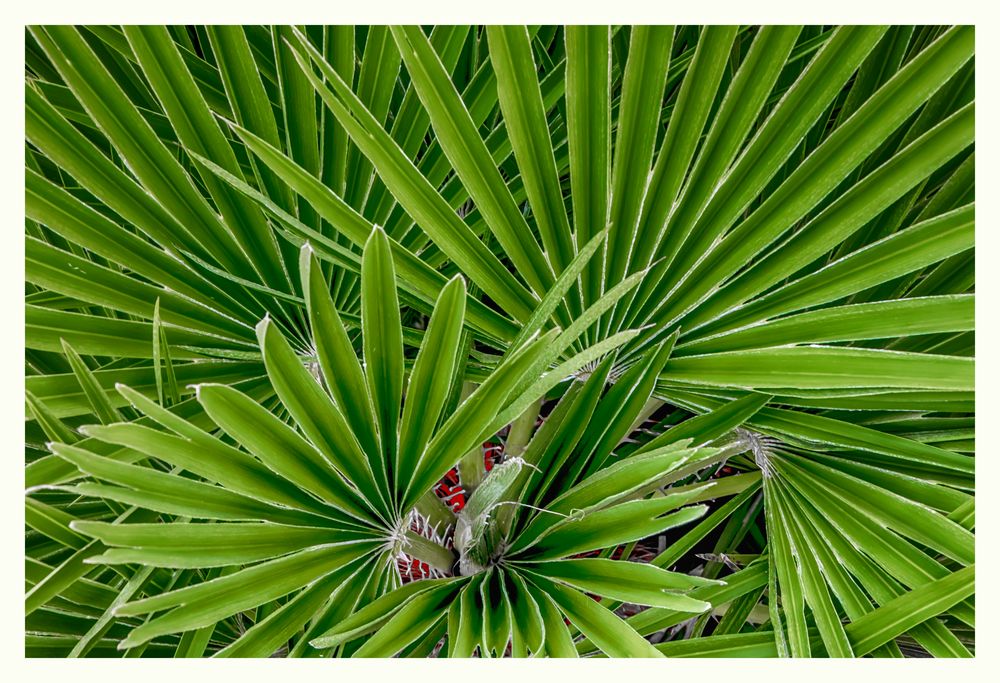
left=25, top=24, right=974, bottom=657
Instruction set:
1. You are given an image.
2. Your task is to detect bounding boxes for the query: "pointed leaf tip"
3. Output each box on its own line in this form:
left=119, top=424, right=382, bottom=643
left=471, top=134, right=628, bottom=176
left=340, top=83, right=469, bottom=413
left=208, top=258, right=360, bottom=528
left=255, top=315, right=272, bottom=340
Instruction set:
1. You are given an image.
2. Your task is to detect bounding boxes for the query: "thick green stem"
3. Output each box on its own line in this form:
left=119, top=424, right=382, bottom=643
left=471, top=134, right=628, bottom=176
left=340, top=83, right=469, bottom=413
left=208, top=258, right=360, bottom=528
left=496, top=398, right=544, bottom=535
left=458, top=445, right=486, bottom=494
left=628, top=429, right=759, bottom=501
left=628, top=449, right=734, bottom=502
left=457, top=381, right=486, bottom=494
left=402, top=529, right=456, bottom=573
left=662, top=471, right=762, bottom=501
left=414, top=491, right=455, bottom=531
left=505, top=397, right=542, bottom=458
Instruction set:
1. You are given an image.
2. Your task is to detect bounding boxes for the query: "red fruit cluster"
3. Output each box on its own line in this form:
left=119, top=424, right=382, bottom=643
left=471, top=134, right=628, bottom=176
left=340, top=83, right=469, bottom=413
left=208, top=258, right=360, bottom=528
left=399, top=441, right=505, bottom=582
left=431, top=441, right=504, bottom=513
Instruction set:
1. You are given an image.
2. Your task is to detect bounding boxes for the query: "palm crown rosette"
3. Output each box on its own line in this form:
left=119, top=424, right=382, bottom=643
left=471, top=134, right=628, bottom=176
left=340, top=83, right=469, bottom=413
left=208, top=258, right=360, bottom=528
left=25, top=24, right=973, bottom=658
